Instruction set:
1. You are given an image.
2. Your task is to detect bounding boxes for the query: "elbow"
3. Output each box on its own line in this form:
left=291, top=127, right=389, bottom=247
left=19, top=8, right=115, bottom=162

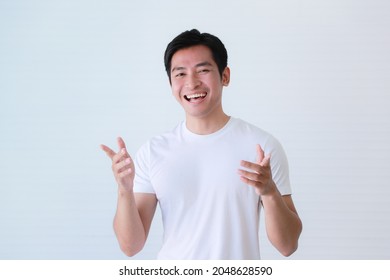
left=115, top=229, right=146, bottom=257
left=272, top=238, right=299, bottom=257
left=278, top=222, right=303, bottom=257
left=113, top=222, right=147, bottom=257
left=122, top=248, right=136, bottom=258
left=122, top=249, right=139, bottom=258
left=120, top=242, right=144, bottom=257
left=280, top=242, right=299, bottom=257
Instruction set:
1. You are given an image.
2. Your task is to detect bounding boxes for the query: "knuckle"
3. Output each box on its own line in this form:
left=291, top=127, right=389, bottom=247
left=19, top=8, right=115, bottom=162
left=112, top=162, right=121, bottom=173
left=113, top=152, right=123, bottom=162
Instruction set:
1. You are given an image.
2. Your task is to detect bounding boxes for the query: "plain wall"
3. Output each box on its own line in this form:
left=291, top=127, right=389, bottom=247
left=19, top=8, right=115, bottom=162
left=1, top=0, right=389, bottom=259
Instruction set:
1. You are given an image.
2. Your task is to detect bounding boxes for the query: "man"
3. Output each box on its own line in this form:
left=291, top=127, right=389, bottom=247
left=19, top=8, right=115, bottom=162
left=101, top=29, right=302, bottom=259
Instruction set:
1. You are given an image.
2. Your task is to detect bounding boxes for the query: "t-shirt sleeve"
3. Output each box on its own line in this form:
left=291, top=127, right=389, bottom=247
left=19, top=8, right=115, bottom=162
left=266, top=136, right=292, bottom=196
left=133, top=142, right=155, bottom=194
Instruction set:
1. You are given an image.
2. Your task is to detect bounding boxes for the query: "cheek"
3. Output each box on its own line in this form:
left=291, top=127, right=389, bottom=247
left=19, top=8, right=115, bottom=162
left=171, top=81, right=183, bottom=94
left=171, top=85, right=182, bottom=100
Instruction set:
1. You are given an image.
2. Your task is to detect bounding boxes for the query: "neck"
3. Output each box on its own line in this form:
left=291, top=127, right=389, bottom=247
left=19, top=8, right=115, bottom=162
left=185, top=112, right=230, bottom=135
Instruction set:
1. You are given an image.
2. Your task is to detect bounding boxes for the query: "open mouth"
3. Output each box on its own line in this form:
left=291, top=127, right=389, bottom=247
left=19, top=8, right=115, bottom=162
left=184, top=92, right=207, bottom=102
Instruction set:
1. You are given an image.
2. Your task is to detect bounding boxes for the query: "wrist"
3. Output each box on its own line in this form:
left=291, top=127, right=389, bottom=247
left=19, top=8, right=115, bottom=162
left=118, top=185, right=134, bottom=197
left=260, top=181, right=279, bottom=198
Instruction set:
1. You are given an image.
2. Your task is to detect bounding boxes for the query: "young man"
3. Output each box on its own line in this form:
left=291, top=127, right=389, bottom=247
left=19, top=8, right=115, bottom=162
left=101, top=29, right=302, bottom=259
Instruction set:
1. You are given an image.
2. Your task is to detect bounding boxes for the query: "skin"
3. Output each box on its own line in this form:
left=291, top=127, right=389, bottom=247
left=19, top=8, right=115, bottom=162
left=238, top=144, right=302, bottom=256
left=101, top=44, right=302, bottom=257
left=170, top=45, right=230, bottom=134
left=101, top=138, right=157, bottom=256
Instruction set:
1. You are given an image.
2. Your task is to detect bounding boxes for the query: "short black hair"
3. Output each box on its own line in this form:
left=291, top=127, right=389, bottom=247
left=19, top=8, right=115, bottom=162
left=164, top=29, right=228, bottom=83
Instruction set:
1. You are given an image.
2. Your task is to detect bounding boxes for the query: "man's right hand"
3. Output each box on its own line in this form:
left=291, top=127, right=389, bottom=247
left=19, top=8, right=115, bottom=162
left=101, top=137, right=135, bottom=191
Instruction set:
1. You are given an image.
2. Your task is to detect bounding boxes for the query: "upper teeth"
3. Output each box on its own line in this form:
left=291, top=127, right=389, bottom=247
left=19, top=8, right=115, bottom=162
left=186, top=93, right=206, bottom=99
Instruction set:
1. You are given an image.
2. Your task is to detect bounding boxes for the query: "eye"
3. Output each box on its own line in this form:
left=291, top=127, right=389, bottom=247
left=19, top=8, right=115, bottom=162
left=198, top=68, right=210, bottom=74
left=175, top=72, right=186, bottom=78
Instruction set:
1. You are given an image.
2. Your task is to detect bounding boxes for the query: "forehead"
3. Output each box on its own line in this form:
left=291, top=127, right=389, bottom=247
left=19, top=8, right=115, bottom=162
left=171, top=45, right=215, bottom=68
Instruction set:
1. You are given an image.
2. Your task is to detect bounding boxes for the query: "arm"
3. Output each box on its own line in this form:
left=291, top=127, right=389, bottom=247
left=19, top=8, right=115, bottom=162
left=114, top=191, right=157, bottom=257
left=261, top=190, right=302, bottom=256
left=101, top=137, right=157, bottom=257
left=238, top=144, right=302, bottom=257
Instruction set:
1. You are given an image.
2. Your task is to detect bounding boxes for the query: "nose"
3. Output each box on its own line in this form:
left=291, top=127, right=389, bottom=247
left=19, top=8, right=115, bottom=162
left=185, top=74, right=201, bottom=89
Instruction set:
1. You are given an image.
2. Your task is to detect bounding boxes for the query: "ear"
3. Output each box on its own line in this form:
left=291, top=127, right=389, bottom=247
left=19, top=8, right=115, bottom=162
left=222, top=67, right=230, bottom=86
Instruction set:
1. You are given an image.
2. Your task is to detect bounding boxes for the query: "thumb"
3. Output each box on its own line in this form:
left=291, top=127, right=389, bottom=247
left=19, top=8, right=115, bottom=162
left=256, top=144, right=264, bottom=164
left=260, top=154, right=271, bottom=167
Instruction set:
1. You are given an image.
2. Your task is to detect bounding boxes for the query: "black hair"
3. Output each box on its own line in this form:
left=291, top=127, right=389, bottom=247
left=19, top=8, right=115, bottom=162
left=164, top=29, right=228, bottom=83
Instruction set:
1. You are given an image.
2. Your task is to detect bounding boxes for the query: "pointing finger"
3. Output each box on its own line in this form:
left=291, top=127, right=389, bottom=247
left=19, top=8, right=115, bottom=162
left=100, top=144, right=115, bottom=160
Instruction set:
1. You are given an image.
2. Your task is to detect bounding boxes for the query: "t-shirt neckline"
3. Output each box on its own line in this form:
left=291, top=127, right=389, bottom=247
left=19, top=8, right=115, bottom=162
left=182, top=116, right=235, bottom=140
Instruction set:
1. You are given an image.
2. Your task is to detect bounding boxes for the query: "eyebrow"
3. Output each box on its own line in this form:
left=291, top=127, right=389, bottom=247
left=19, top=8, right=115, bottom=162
left=171, top=61, right=213, bottom=73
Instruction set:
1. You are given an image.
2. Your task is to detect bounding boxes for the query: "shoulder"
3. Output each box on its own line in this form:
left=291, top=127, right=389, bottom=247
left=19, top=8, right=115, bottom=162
left=136, top=122, right=183, bottom=155
left=230, top=117, right=285, bottom=154
left=150, top=122, right=182, bottom=147
left=231, top=117, right=276, bottom=141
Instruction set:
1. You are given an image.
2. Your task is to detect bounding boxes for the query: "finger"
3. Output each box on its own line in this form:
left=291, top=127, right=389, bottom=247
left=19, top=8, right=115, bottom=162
left=240, top=160, right=261, bottom=173
left=260, top=154, right=271, bottom=167
left=239, top=175, right=263, bottom=189
left=256, top=144, right=264, bottom=164
left=100, top=144, right=116, bottom=159
left=239, top=175, right=258, bottom=185
left=237, top=169, right=263, bottom=182
left=112, top=147, right=128, bottom=164
left=118, top=167, right=133, bottom=178
left=239, top=175, right=252, bottom=186
left=117, top=137, right=127, bottom=150
left=240, top=176, right=263, bottom=195
left=113, top=157, right=132, bottom=173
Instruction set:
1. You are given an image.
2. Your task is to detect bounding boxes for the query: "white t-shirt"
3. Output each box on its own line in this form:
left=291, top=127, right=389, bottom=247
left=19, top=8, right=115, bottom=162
left=133, top=117, right=291, bottom=259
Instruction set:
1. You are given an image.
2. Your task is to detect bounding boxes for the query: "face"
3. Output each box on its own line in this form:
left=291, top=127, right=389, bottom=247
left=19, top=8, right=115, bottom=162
left=170, top=45, right=230, bottom=121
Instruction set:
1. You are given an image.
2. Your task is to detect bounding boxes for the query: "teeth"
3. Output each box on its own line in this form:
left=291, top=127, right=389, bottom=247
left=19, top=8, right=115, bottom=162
left=186, top=93, right=206, bottom=99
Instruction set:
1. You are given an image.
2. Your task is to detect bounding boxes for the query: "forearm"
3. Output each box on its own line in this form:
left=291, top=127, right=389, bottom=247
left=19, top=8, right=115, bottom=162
left=261, top=185, right=302, bottom=256
left=113, top=189, right=146, bottom=257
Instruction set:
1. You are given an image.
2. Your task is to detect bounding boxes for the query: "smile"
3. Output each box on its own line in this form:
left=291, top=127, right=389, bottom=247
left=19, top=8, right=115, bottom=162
left=184, top=92, right=207, bottom=102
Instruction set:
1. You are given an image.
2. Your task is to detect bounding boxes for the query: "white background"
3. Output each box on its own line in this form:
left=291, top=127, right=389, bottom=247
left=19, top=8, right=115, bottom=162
left=1, top=0, right=389, bottom=260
